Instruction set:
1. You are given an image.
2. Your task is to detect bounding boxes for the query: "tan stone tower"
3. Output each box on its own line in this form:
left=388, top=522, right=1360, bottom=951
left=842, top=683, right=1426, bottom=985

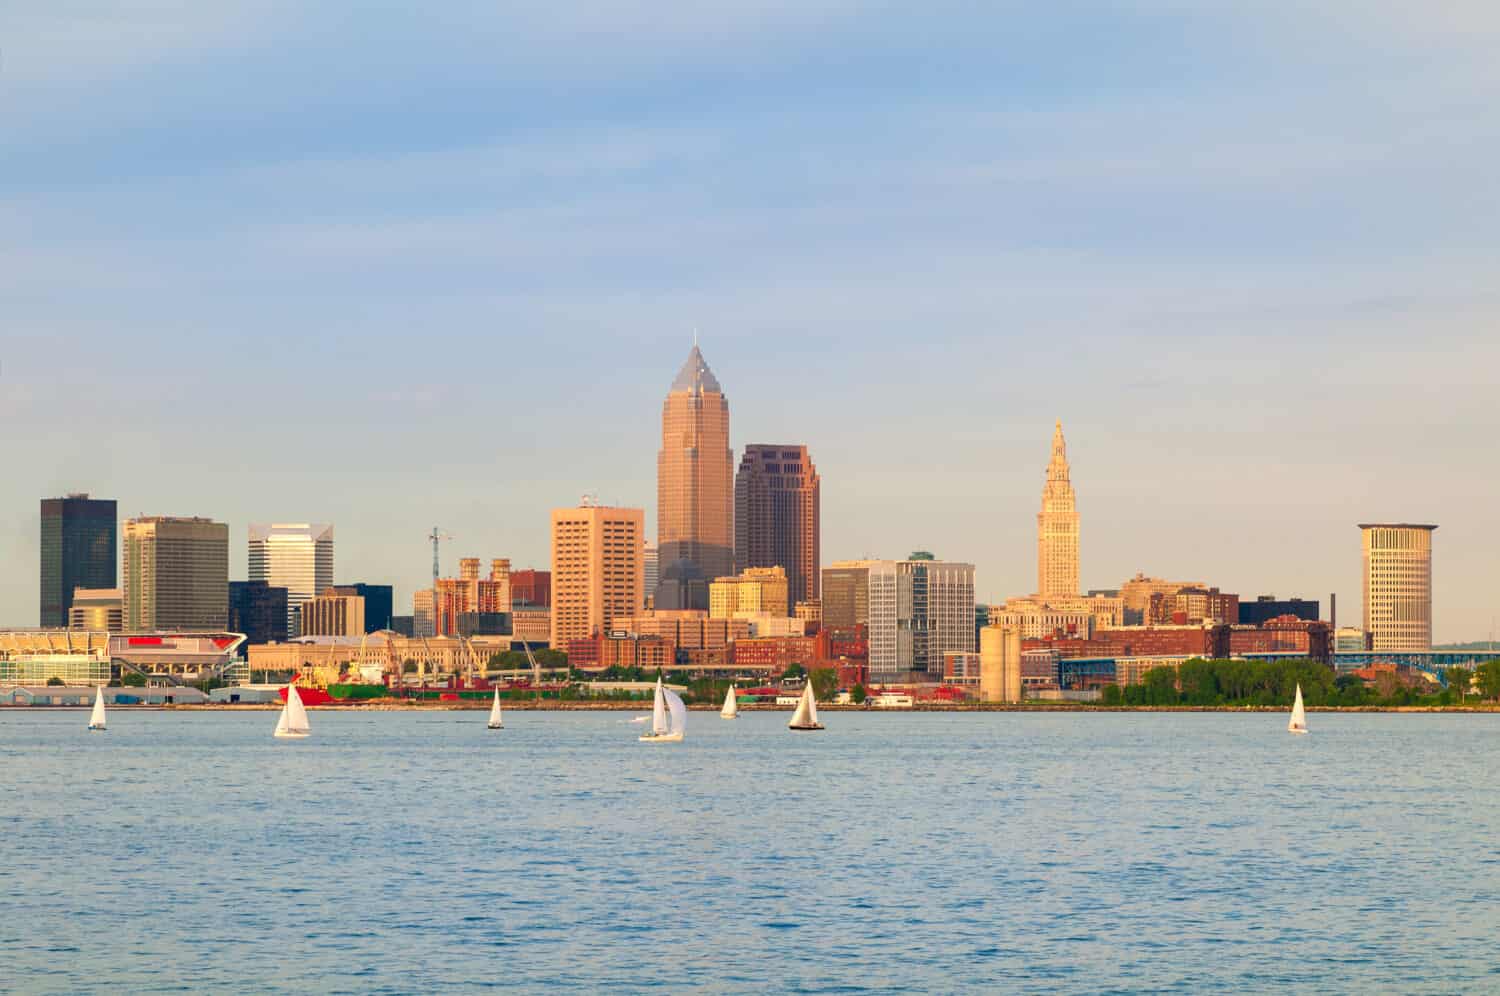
left=1360, top=523, right=1436, bottom=651
left=656, top=345, right=733, bottom=610
left=1037, top=421, right=1080, bottom=598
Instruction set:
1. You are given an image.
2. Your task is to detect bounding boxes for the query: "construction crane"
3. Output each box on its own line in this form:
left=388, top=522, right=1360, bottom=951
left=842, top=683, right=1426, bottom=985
left=426, top=527, right=452, bottom=588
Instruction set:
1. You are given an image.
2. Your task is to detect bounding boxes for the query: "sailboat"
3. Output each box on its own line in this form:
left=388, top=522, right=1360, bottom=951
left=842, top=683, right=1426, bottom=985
left=274, top=680, right=312, bottom=739
left=487, top=684, right=504, bottom=730
left=788, top=681, right=823, bottom=732
left=721, top=683, right=739, bottom=719
left=1288, top=683, right=1308, bottom=735
left=639, top=677, right=686, bottom=743
left=88, top=685, right=107, bottom=732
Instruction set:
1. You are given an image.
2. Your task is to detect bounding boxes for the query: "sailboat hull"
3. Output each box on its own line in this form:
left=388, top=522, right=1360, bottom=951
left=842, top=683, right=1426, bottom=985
left=87, top=725, right=106, bottom=732
left=638, top=732, right=684, bottom=743
left=1289, top=728, right=1308, bottom=735
left=273, top=730, right=310, bottom=740
left=789, top=723, right=824, bottom=731
left=487, top=722, right=504, bottom=730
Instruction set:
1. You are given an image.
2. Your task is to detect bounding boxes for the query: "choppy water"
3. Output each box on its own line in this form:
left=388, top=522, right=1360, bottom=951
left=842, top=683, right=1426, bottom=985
left=3, top=709, right=1498, bottom=994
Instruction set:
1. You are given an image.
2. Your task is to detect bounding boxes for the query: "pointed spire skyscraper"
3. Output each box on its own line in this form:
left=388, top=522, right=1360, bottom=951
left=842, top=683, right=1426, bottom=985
left=656, top=345, right=733, bottom=610
left=1037, top=421, right=1080, bottom=598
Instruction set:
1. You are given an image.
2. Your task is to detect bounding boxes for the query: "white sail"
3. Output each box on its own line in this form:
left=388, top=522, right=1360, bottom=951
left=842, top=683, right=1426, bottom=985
left=721, top=683, right=738, bottom=719
left=664, top=687, right=687, bottom=738
left=275, top=682, right=311, bottom=738
left=88, top=686, right=107, bottom=731
left=488, top=685, right=504, bottom=729
left=1289, top=683, right=1308, bottom=734
left=639, top=677, right=683, bottom=742
left=789, top=682, right=822, bottom=729
left=651, top=678, right=669, bottom=736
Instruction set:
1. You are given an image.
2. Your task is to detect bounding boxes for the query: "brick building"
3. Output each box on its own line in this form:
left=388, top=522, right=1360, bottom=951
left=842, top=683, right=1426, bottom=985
left=731, top=635, right=818, bottom=676
left=599, top=633, right=674, bottom=671
left=1228, top=616, right=1331, bottom=663
left=1095, top=624, right=1230, bottom=659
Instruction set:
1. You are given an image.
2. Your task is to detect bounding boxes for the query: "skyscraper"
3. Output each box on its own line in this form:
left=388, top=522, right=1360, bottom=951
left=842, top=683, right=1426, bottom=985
left=1360, top=523, right=1437, bottom=651
left=39, top=494, right=117, bottom=627
left=248, top=523, right=334, bottom=638
left=551, top=502, right=645, bottom=651
left=822, top=560, right=876, bottom=633
left=866, top=554, right=976, bottom=684
left=735, top=444, right=820, bottom=606
left=1037, top=421, right=1080, bottom=598
left=341, top=583, right=393, bottom=632
left=123, top=516, right=229, bottom=630
left=656, top=345, right=733, bottom=611
left=228, top=580, right=289, bottom=645
left=642, top=540, right=658, bottom=609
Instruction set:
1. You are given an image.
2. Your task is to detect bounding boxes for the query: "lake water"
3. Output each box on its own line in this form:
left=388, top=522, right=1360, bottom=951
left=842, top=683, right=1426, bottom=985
left=3, top=709, right=1498, bottom=993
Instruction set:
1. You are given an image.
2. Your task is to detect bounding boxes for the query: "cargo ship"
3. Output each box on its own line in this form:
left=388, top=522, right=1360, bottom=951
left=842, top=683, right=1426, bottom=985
left=278, top=683, right=388, bottom=705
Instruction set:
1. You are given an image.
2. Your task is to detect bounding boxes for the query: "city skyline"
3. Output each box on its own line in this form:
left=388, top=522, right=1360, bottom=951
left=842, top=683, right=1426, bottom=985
left=2, top=396, right=1488, bottom=645
left=1, top=5, right=1496, bottom=638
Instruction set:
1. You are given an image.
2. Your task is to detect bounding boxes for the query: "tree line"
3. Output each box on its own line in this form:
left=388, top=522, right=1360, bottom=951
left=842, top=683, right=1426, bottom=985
left=1100, top=658, right=1500, bottom=708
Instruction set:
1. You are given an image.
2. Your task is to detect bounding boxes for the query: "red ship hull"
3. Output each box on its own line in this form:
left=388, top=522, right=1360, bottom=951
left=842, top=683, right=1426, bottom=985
left=278, top=686, right=335, bottom=706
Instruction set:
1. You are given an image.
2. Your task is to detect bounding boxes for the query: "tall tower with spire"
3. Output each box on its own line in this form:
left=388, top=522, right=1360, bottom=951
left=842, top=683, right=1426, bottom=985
left=1037, top=421, right=1080, bottom=599
left=656, top=344, right=734, bottom=610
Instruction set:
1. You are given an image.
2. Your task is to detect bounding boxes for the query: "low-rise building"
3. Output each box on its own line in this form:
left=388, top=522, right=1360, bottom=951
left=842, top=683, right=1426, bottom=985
left=709, top=566, right=791, bottom=619
left=300, top=588, right=366, bottom=637
left=68, top=588, right=123, bottom=632
left=731, top=636, right=817, bottom=676
left=1094, top=624, right=1228, bottom=659
left=613, top=611, right=750, bottom=654
left=1228, top=616, right=1331, bottom=663
left=511, top=607, right=551, bottom=647
left=598, top=634, right=674, bottom=671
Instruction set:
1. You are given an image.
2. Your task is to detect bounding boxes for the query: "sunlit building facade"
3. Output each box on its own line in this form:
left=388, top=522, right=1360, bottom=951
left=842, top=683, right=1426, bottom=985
left=551, top=503, right=645, bottom=651
left=1037, top=421, right=1080, bottom=599
left=123, top=516, right=229, bottom=631
left=249, top=523, right=333, bottom=639
left=1360, top=523, right=1436, bottom=651
left=40, top=494, right=117, bottom=628
left=734, top=444, right=820, bottom=606
left=656, top=345, right=733, bottom=610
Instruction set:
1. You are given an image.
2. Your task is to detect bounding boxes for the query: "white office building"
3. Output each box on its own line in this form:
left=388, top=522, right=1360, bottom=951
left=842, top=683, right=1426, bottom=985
left=249, top=523, right=333, bottom=639
left=866, top=555, right=976, bottom=685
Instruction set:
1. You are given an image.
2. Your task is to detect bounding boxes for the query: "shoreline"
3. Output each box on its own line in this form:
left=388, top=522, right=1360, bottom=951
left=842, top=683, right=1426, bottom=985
left=5, top=701, right=1498, bottom=714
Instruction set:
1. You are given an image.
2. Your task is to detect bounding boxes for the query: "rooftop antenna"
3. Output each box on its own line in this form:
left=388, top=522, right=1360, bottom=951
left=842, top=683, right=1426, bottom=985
left=427, top=527, right=451, bottom=588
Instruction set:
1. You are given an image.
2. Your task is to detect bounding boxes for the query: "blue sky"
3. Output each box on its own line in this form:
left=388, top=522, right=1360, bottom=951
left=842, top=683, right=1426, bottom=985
left=2, top=2, right=1497, bottom=638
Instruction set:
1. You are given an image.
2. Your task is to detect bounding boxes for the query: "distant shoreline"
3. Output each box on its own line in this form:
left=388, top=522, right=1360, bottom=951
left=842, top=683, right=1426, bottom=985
left=5, top=702, right=1499, bottom=715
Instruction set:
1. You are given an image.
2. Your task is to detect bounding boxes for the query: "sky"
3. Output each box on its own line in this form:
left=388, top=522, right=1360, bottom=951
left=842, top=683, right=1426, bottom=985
left=2, top=2, right=1497, bottom=640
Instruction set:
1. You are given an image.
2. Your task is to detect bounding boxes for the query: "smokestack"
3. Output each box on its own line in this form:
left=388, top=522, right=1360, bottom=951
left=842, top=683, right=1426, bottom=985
left=1330, top=592, right=1336, bottom=632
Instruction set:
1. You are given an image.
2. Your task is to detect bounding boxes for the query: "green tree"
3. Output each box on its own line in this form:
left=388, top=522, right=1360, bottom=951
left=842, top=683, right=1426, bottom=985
left=810, top=667, right=839, bottom=702
left=46, top=676, right=65, bottom=686
left=1444, top=666, right=1472, bottom=702
left=122, top=672, right=147, bottom=687
left=1476, top=660, right=1500, bottom=701
left=402, top=660, right=418, bottom=674
left=782, top=663, right=806, bottom=681
left=850, top=684, right=867, bottom=705
left=1141, top=666, right=1179, bottom=705
left=1100, top=684, right=1123, bottom=706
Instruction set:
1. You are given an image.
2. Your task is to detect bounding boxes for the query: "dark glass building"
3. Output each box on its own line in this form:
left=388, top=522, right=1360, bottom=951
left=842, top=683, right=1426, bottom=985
left=343, top=583, right=393, bottom=632
left=40, top=494, right=117, bottom=628
left=1239, top=596, right=1320, bottom=626
left=228, top=580, right=289, bottom=648
left=457, top=612, right=512, bottom=637
left=734, top=444, right=821, bottom=607
left=821, top=562, right=871, bottom=633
